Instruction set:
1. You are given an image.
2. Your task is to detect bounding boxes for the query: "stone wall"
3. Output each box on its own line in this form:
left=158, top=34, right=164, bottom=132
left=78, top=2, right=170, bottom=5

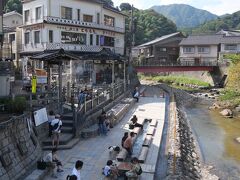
left=0, top=114, right=42, bottom=180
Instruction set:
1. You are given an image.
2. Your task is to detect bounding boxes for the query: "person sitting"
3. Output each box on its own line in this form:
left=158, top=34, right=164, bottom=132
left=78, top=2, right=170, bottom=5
left=72, top=160, right=83, bottom=180
left=103, top=160, right=119, bottom=179
left=129, top=115, right=138, bottom=129
left=44, top=148, right=64, bottom=179
left=132, top=87, right=139, bottom=102
left=108, top=146, right=121, bottom=160
left=125, top=157, right=142, bottom=179
left=66, top=175, right=77, bottom=180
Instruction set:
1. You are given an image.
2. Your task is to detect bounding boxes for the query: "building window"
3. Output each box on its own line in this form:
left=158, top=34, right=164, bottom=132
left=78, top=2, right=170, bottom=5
left=24, top=10, right=30, bottom=23
left=159, top=47, right=167, bottom=52
left=36, top=7, right=42, bottom=20
left=49, top=30, right=53, bottom=43
left=77, top=9, right=81, bottom=21
left=83, top=14, right=93, bottom=23
left=97, top=13, right=100, bottom=24
left=9, top=34, right=15, bottom=42
left=104, top=15, right=115, bottom=27
left=90, top=34, right=93, bottom=45
left=183, top=46, right=195, bottom=53
left=100, top=36, right=114, bottom=47
left=12, top=20, right=15, bottom=24
left=34, top=31, right=40, bottom=44
left=24, top=32, right=30, bottom=44
left=61, top=32, right=86, bottom=45
left=96, top=35, right=99, bottom=46
left=198, top=46, right=210, bottom=53
left=224, top=44, right=237, bottom=51
left=61, top=6, right=72, bottom=20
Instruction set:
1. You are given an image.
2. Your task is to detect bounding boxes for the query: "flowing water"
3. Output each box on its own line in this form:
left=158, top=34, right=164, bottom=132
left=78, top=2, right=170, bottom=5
left=185, top=104, right=240, bottom=179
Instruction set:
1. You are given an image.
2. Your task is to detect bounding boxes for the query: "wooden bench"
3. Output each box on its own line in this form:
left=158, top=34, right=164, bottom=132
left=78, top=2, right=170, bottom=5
left=150, top=119, right=157, bottom=127
left=143, top=135, right=152, bottom=147
left=147, top=126, right=155, bottom=135
left=138, top=146, right=149, bottom=163
left=116, top=148, right=128, bottom=162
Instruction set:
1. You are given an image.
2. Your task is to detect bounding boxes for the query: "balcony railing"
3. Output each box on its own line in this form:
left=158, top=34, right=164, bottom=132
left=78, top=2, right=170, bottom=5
left=44, top=16, right=125, bottom=33
left=21, top=42, right=124, bottom=55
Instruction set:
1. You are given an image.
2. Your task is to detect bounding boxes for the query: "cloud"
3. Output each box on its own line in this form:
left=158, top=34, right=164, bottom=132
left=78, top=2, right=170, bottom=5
left=203, top=0, right=240, bottom=15
left=113, top=0, right=240, bottom=15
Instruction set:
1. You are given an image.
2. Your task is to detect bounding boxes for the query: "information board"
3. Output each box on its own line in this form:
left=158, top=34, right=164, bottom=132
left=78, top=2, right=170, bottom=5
left=33, top=108, right=48, bottom=126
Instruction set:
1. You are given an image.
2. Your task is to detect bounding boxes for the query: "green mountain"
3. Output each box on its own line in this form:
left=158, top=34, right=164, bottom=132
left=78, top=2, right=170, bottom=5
left=123, top=9, right=177, bottom=46
left=192, top=11, right=240, bottom=33
left=151, top=4, right=218, bottom=29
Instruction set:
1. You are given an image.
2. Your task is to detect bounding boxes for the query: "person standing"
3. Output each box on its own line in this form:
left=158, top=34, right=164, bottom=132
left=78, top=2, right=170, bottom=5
left=51, top=114, right=62, bottom=148
left=72, top=160, right=83, bottom=180
left=98, top=111, right=107, bottom=136
left=48, top=110, right=55, bottom=137
left=121, top=132, right=128, bottom=148
left=123, top=132, right=135, bottom=156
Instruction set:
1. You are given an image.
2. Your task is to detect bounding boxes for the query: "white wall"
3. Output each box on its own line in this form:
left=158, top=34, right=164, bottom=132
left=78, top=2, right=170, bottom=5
left=180, top=45, right=218, bottom=59
left=3, top=14, right=22, bottom=27
left=22, top=0, right=48, bottom=25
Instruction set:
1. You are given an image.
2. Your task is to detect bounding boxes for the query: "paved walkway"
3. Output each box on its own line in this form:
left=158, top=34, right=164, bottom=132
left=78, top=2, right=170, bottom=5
left=44, top=91, right=166, bottom=180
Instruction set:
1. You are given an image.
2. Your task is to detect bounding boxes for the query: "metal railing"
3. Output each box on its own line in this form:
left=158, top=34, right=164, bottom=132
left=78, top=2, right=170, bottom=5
left=133, top=60, right=218, bottom=67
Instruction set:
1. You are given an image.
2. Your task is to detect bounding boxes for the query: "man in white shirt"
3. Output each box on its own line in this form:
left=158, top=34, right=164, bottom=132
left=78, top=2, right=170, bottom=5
left=51, top=114, right=62, bottom=148
left=72, top=160, right=83, bottom=180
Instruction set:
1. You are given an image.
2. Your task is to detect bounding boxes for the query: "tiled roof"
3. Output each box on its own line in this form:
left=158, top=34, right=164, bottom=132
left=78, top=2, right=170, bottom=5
left=137, top=32, right=182, bottom=48
left=179, top=35, right=223, bottom=45
left=220, top=36, right=240, bottom=44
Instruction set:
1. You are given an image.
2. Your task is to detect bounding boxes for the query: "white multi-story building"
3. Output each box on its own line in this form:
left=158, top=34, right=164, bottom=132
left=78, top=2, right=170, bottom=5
left=21, top=0, right=125, bottom=56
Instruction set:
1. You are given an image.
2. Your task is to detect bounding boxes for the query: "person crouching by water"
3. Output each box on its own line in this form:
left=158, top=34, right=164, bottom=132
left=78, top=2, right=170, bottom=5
left=132, top=87, right=139, bottom=102
left=126, top=157, right=142, bottom=179
left=123, top=132, right=135, bottom=156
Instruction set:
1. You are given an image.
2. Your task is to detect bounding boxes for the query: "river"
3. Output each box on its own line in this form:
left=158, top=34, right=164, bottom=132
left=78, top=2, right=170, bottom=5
left=185, top=103, right=240, bottom=179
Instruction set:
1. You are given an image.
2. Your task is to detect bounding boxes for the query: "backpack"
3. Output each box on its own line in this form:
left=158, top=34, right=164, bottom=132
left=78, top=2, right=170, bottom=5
left=52, top=120, right=59, bottom=131
left=136, top=166, right=142, bottom=175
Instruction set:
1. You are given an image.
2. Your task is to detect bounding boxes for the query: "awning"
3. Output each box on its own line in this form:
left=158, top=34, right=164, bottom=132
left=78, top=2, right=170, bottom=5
left=80, top=48, right=126, bottom=62
left=30, top=49, right=80, bottom=64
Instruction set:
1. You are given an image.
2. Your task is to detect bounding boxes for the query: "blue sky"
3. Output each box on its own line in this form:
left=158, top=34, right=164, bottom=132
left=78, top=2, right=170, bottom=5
left=113, top=0, right=240, bottom=15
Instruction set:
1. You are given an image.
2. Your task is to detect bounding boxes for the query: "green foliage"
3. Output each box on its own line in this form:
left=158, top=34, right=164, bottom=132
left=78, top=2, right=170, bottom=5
left=139, top=74, right=210, bottom=87
left=151, top=4, right=218, bottom=29
left=4, top=0, right=22, bottom=14
left=0, top=96, right=27, bottom=114
left=224, top=54, right=240, bottom=64
left=120, top=3, right=131, bottom=11
left=193, top=11, right=240, bottom=33
left=123, top=9, right=177, bottom=46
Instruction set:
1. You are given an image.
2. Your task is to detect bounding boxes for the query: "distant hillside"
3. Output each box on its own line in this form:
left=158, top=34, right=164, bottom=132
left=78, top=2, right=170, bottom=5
left=151, top=4, right=218, bottom=29
left=122, top=9, right=177, bottom=46
left=192, top=11, right=240, bottom=33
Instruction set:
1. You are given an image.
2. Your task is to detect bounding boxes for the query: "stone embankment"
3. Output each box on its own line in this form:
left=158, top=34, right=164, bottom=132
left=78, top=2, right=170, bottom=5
left=158, top=84, right=218, bottom=180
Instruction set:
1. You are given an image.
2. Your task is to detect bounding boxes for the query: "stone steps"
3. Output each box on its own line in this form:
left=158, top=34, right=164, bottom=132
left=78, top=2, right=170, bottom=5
left=61, top=126, right=74, bottom=133
left=42, top=133, right=74, bottom=146
left=42, top=138, right=79, bottom=150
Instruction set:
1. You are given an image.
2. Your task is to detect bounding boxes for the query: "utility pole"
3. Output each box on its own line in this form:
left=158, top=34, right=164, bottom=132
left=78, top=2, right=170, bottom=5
left=0, top=0, right=4, bottom=60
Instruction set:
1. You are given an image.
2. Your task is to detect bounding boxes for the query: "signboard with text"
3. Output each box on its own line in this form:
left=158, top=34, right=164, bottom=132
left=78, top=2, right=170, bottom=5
left=32, top=76, right=37, bottom=94
left=33, top=108, right=48, bottom=126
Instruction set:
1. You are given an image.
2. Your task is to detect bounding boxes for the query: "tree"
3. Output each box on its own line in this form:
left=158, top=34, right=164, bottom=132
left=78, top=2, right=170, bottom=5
left=120, top=3, right=131, bottom=11
left=101, top=0, right=114, bottom=7
left=4, top=0, right=22, bottom=14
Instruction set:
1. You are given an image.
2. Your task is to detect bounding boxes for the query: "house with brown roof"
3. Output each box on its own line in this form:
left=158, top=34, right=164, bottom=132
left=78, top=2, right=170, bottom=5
left=133, top=32, right=185, bottom=65
left=179, top=33, right=240, bottom=65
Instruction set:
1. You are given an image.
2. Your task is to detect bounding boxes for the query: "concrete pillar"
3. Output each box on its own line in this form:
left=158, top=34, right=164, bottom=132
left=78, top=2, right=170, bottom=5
left=112, top=60, right=115, bottom=99
left=47, top=63, right=51, bottom=90
left=58, top=62, right=63, bottom=113
left=124, top=61, right=126, bottom=91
